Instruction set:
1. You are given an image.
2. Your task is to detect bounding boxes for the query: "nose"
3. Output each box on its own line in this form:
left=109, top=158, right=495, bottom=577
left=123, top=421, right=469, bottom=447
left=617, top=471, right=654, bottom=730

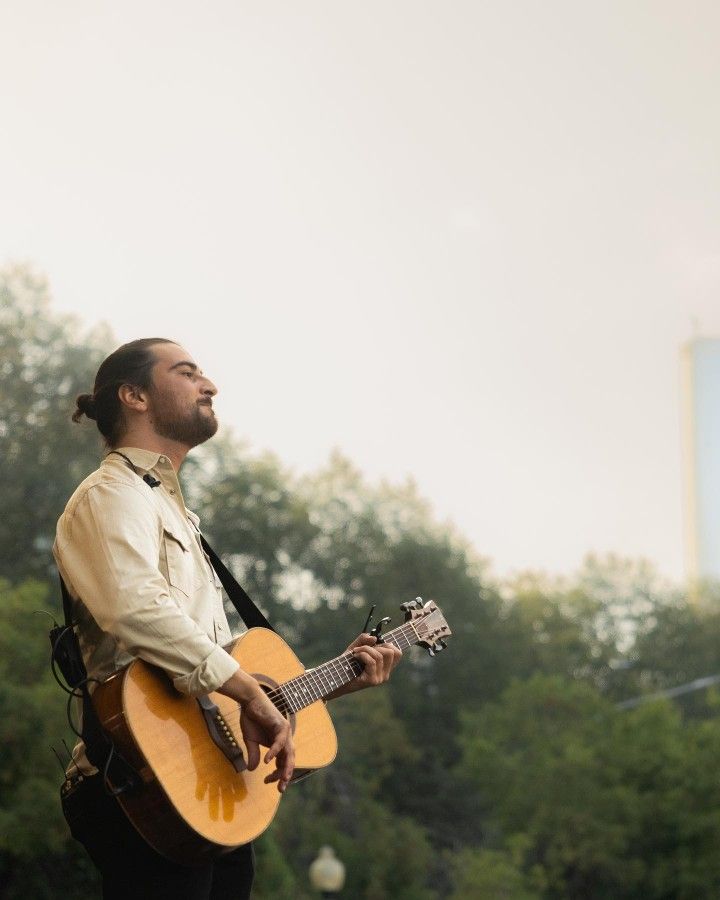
left=200, top=375, right=218, bottom=397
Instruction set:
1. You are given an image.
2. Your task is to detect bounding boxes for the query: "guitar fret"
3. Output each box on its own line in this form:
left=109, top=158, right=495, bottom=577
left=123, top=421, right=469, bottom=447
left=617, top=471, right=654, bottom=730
left=318, top=660, right=340, bottom=694
left=289, top=676, right=314, bottom=710
left=323, top=659, right=339, bottom=690
left=271, top=615, right=444, bottom=715
left=304, top=670, right=324, bottom=700
left=330, top=656, right=350, bottom=687
left=315, top=670, right=329, bottom=696
left=280, top=683, right=298, bottom=712
left=396, top=629, right=413, bottom=650
left=292, top=685, right=303, bottom=708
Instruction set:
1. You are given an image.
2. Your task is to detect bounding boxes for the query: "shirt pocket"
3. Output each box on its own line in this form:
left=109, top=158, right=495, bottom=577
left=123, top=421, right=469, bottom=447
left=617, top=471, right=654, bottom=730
left=162, top=527, right=196, bottom=599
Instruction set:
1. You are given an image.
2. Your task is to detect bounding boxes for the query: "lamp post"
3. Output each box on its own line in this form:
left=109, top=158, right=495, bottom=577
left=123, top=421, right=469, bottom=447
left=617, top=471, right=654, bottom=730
left=309, top=846, right=346, bottom=898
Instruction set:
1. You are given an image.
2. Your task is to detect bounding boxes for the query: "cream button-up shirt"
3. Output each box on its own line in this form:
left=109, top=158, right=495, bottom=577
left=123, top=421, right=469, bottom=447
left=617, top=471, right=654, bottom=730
left=53, top=447, right=241, bottom=714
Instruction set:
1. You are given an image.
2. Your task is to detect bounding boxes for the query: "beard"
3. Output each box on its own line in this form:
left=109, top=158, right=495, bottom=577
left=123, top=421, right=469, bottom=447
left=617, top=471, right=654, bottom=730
left=150, top=394, right=218, bottom=447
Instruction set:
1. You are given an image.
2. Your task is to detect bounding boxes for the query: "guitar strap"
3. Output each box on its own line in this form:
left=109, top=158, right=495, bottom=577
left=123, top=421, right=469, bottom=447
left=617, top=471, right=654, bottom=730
left=199, top=536, right=275, bottom=633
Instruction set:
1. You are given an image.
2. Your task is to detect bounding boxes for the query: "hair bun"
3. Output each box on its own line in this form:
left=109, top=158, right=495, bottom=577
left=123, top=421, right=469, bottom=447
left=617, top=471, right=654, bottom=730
left=73, top=393, right=98, bottom=422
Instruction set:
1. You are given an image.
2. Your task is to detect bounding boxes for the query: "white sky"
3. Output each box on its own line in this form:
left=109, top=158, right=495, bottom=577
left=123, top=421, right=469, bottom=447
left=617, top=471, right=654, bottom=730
left=3, top=1, right=720, bottom=580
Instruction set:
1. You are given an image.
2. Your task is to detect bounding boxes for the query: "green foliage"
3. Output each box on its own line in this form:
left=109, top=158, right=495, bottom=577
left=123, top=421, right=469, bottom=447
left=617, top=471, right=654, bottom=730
left=446, top=845, right=540, bottom=899
left=263, top=776, right=436, bottom=900
left=182, top=434, right=319, bottom=634
left=459, top=676, right=720, bottom=898
left=0, top=264, right=110, bottom=582
left=0, top=580, right=66, bottom=856
left=330, top=686, right=420, bottom=793
left=252, top=833, right=299, bottom=900
left=0, top=578, right=101, bottom=896
left=626, top=602, right=720, bottom=696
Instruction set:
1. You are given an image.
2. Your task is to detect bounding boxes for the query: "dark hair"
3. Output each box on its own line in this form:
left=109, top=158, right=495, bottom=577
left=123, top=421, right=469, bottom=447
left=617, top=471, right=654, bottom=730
left=73, top=338, right=176, bottom=446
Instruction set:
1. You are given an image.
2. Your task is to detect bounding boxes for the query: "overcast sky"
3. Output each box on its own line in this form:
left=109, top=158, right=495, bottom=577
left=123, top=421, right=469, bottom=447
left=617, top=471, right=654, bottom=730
left=3, top=1, right=720, bottom=580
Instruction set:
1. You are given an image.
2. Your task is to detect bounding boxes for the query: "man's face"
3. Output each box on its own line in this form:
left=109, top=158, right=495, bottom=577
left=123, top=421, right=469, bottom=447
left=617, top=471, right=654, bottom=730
left=145, top=343, right=219, bottom=447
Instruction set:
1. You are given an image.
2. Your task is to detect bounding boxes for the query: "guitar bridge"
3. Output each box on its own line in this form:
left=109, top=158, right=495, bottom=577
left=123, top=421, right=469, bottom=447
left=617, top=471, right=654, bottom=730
left=196, top=695, right=246, bottom=773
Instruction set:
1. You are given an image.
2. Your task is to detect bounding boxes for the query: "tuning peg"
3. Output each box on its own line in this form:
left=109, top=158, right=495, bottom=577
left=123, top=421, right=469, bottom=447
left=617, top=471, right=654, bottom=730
left=400, top=597, right=424, bottom=613
left=427, top=647, right=435, bottom=657
left=439, top=639, right=447, bottom=650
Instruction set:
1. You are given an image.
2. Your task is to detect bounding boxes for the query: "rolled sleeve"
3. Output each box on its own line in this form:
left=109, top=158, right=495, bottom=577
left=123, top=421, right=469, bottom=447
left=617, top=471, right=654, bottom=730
left=172, top=644, right=240, bottom=696
left=56, top=480, right=239, bottom=695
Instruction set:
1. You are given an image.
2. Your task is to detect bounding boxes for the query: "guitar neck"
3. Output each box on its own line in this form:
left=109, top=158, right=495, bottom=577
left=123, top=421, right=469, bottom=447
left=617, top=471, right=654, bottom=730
left=274, top=622, right=419, bottom=715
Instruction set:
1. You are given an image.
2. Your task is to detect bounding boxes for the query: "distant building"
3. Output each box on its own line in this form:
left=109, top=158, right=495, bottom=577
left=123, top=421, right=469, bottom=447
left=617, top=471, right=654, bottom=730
left=681, top=338, right=720, bottom=584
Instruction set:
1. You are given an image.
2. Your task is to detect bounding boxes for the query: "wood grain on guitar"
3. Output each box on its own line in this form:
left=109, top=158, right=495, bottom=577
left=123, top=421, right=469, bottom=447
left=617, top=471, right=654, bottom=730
left=92, top=598, right=452, bottom=864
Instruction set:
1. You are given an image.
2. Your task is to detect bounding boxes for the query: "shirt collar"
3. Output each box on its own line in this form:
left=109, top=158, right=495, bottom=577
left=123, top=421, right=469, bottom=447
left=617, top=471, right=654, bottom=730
left=103, top=448, right=199, bottom=523
left=103, top=447, right=183, bottom=500
left=104, top=447, right=166, bottom=474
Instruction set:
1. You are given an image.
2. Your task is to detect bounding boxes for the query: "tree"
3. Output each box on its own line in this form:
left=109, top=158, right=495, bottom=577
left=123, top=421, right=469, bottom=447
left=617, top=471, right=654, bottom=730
left=458, top=674, right=720, bottom=899
left=621, top=602, right=720, bottom=710
left=0, top=579, right=100, bottom=898
left=0, top=264, right=110, bottom=583
left=447, top=846, right=540, bottom=900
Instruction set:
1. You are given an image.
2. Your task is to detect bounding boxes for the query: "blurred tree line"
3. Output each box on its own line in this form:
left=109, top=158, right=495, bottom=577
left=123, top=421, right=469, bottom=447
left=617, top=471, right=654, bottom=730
left=2, top=264, right=720, bottom=898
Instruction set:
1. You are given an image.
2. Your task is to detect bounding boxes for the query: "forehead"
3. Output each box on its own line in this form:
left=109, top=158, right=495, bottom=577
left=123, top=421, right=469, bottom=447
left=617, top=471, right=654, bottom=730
left=152, top=343, right=197, bottom=370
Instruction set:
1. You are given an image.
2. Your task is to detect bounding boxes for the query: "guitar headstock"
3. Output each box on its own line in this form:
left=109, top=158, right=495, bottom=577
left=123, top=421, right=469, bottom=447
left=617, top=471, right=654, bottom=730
left=400, top=597, right=452, bottom=656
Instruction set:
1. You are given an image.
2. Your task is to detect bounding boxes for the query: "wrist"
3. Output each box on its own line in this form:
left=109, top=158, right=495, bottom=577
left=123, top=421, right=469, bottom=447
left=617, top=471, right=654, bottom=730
left=218, top=668, right=263, bottom=705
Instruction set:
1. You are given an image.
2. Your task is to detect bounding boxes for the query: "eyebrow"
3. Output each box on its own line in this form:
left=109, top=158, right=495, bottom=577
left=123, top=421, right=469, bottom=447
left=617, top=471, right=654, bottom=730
left=168, top=360, right=200, bottom=373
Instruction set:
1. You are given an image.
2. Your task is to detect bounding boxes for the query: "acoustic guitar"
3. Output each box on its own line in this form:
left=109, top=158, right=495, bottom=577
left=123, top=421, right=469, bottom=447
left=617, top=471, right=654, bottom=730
left=92, top=597, right=451, bottom=864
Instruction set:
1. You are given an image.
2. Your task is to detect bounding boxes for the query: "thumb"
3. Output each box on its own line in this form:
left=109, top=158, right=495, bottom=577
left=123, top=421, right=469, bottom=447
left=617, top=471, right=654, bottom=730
left=245, top=737, right=260, bottom=771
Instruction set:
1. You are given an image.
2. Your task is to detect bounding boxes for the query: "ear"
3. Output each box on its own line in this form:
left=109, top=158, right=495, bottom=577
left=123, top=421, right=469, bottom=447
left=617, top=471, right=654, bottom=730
left=117, top=383, right=149, bottom=413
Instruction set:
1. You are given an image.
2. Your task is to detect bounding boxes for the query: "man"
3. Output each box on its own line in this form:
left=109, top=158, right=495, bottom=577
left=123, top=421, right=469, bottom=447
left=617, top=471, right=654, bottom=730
left=55, top=338, right=402, bottom=899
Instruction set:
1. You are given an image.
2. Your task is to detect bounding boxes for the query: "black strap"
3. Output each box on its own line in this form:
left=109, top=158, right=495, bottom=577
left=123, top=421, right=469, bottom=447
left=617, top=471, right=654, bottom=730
left=59, top=575, right=75, bottom=633
left=200, top=537, right=275, bottom=632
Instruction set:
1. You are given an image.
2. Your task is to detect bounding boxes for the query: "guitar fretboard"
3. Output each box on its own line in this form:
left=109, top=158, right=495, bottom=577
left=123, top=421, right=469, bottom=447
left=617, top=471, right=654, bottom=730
left=274, top=622, right=419, bottom=715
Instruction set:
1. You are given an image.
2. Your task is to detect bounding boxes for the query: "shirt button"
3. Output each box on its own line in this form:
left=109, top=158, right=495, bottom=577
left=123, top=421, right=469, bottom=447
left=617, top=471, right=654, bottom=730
left=169, top=489, right=175, bottom=495
left=216, top=622, right=224, bottom=631
left=159, top=456, right=167, bottom=463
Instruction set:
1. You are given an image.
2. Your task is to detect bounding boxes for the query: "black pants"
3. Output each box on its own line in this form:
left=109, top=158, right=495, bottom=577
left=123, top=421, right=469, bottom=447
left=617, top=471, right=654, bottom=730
left=61, top=774, right=254, bottom=900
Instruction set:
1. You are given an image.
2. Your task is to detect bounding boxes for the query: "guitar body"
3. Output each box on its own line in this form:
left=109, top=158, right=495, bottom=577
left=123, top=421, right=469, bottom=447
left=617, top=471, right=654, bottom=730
left=92, top=628, right=337, bottom=864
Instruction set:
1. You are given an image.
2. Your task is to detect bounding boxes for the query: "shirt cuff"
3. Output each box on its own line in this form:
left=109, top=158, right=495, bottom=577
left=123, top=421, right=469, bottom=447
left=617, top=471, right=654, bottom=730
left=172, top=645, right=240, bottom=696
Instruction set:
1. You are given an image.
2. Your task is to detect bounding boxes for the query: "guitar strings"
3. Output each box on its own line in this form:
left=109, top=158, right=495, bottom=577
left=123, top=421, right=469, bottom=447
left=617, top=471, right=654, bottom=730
left=217, top=618, right=433, bottom=735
